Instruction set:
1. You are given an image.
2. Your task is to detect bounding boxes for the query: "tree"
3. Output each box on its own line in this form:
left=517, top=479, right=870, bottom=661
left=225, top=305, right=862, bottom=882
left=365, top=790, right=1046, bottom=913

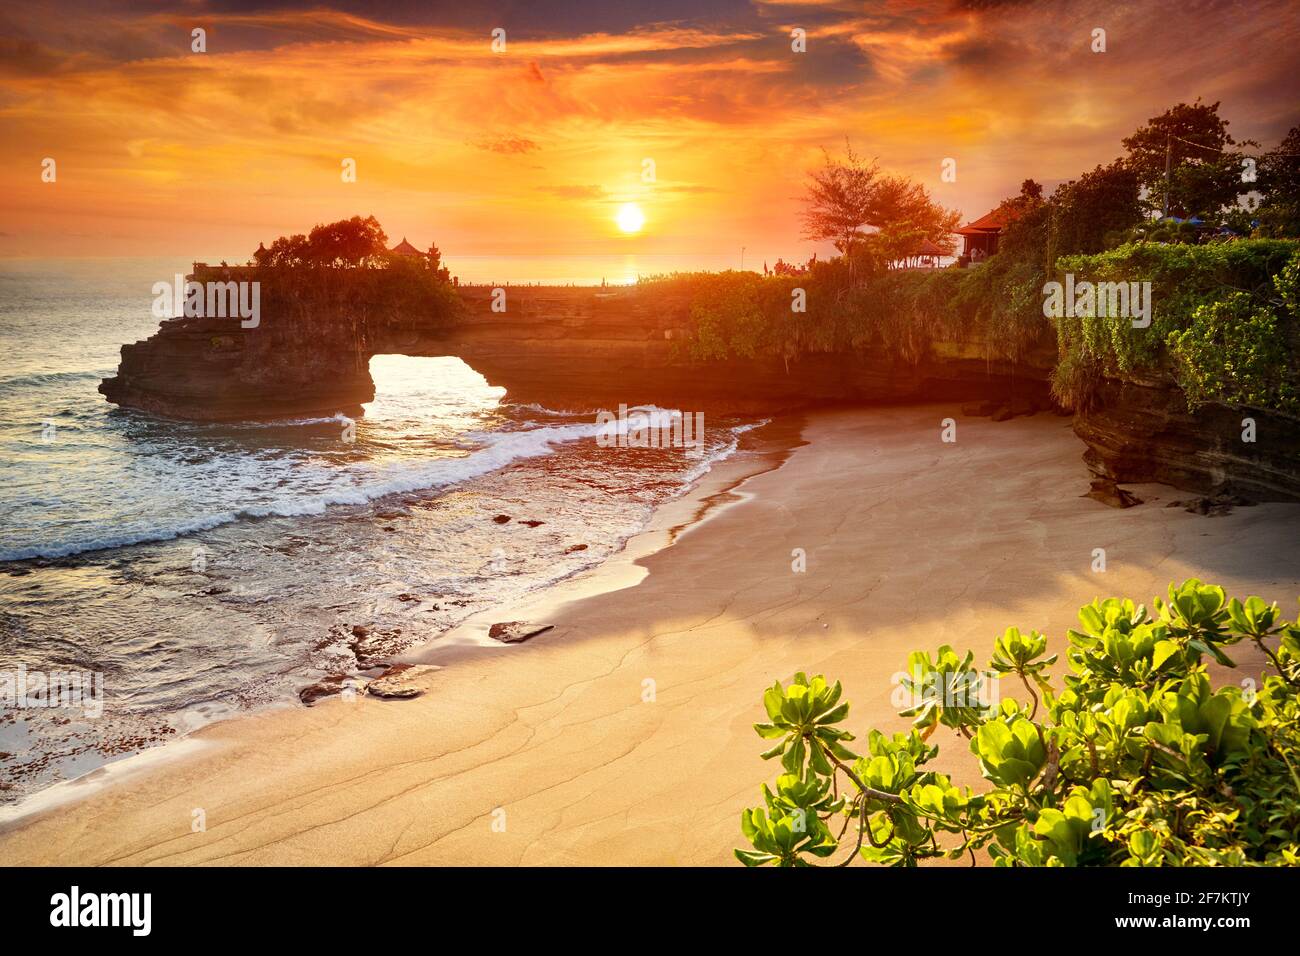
left=801, top=142, right=883, bottom=272
left=1122, top=100, right=1252, bottom=219
left=254, top=217, right=400, bottom=269
left=737, top=580, right=1300, bottom=867
left=258, top=232, right=311, bottom=268
left=1256, top=125, right=1300, bottom=236
left=305, top=215, right=388, bottom=268
left=802, top=142, right=960, bottom=276
left=1048, top=161, right=1142, bottom=258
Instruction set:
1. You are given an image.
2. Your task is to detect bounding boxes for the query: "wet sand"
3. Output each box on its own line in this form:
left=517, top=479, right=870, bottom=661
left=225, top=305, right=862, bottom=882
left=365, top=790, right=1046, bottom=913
left=3, top=404, right=1299, bottom=865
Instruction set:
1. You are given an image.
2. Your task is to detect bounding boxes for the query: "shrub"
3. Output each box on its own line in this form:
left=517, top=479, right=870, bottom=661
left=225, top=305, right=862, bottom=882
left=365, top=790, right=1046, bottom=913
left=736, top=581, right=1300, bottom=867
left=1051, top=240, right=1300, bottom=411
left=670, top=258, right=1051, bottom=369
left=1167, top=292, right=1297, bottom=412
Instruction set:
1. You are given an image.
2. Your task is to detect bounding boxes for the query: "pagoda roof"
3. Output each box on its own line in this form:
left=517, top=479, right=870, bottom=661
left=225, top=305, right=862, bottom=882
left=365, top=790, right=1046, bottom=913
left=956, top=206, right=1020, bottom=236
left=389, top=238, right=424, bottom=256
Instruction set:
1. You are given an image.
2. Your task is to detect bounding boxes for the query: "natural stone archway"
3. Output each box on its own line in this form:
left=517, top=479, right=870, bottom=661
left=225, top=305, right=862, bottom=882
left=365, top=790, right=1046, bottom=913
left=101, top=267, right=1054, bottom=422
left=98, top=266, right=1300, bottom=500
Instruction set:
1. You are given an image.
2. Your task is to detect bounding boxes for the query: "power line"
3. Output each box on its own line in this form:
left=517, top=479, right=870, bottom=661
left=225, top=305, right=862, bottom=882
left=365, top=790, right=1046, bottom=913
left=1167, top=133, right=1300, bottom=157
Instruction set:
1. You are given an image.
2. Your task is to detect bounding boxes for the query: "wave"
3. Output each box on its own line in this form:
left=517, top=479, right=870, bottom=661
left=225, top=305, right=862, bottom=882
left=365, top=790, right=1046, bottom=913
left=235, top=412, right=354, bottom=429
left=0, top=410, right=751, bottom=562
left=0, top=369, right=110, bottom=393
left=680, top=418, right=770, bottom=486
left=506, top=401, right=597, bottom=417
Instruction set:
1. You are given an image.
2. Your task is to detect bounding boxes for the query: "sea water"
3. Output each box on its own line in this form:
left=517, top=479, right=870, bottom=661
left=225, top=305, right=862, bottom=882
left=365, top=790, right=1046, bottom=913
left=0, top=258, right=763, bottom=803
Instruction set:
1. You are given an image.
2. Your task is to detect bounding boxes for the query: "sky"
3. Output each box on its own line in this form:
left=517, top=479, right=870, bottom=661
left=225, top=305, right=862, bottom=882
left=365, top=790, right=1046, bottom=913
left=1, top=0, right=1297, bottom=280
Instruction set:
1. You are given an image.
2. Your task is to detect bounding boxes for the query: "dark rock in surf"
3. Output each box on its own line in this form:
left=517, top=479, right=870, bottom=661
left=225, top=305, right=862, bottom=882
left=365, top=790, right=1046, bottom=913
left=300, top=675, right=349, bottom=706
left=488, top=621, right=554, bottom=644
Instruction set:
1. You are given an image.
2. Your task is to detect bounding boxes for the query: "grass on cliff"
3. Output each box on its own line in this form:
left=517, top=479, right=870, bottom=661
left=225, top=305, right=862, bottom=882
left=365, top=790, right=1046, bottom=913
left=638, top=255, right=1052, bottom=372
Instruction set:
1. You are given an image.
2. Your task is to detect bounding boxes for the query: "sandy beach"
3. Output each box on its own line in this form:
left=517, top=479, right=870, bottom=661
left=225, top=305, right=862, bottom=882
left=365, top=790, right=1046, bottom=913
left=4, top=403, right=1298, bottom=866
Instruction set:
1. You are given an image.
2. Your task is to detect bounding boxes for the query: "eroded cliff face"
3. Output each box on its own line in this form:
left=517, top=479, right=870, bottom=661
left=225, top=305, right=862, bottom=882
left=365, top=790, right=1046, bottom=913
left=100, top=266, right=381, bottom=420
left=101, top=276, right=1055, bottom=420
left=1074, top=373, right=1300, bottom=502
left=101, top=273, right=1298, bottom=501
left=100, top=314, right=376, bottom=420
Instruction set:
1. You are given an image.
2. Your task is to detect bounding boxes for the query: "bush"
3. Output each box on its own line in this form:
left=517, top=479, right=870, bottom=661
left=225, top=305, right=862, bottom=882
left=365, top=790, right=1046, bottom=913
left=1051, top=240, right=1300, bottom=411
left=1167, top=291, right=1298, bottom=412
left=668, top=257, right=1050, bottom=369
left=736, top=580, right=1300, bottom=867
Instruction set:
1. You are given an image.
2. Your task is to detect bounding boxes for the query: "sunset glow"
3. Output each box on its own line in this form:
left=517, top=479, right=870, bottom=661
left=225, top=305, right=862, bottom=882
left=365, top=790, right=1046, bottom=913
left=616, top=203, right=646, bottom=234
left=0, top=0, right=1296, bottom=279
left=3, top=0, right=1300, bottom=892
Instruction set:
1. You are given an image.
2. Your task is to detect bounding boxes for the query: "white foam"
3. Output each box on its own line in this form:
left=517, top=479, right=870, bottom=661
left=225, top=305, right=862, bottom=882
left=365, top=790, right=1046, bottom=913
left=3, top=407, right=766, bottom=563
left=3, top=413, right=679, bottom=561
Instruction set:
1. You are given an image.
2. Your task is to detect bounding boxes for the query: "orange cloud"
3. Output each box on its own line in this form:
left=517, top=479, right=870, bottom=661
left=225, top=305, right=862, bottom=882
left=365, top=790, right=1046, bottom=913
left=0, top=0, right=1296, bottom=278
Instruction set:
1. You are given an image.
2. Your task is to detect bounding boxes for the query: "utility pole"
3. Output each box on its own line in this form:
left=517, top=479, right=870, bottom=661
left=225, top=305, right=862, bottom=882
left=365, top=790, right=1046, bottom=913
left=1170, top=133, right=1180, bottom=219
left=740, top=246, right=746, bottom=271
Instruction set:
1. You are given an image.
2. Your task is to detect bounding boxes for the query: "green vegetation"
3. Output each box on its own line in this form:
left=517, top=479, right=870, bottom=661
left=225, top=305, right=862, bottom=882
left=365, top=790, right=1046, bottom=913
left=736, top=581, right=1300, bottom=867
left=645, top=266, right=995, bottom=369
left=251, top=216, right=462, bottom=327
left=668, top=103, right=1300, bottom=415
left=1051, top=240, right=1300, bottom=412
left=647, top=254, right=1048, bottom=370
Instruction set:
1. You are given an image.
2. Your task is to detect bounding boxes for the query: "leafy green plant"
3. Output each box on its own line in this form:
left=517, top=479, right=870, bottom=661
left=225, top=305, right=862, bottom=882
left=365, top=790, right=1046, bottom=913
left=1051, top=240, right=1299, bottom=413
left=736, top=580, right=1300, bottom=867
left=1165, top=252, right=1300, bottom=412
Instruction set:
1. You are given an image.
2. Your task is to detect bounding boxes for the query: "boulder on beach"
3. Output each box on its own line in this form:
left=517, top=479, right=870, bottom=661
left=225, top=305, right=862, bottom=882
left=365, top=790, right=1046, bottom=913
left=488, top=621, right=554, bottom=644
left=1168, top=493, right=1255, bottom=516
left=1085, top=478, right=1143, bottom=509
left=299, top=675, right=351, bottom=706
left=492, top=514, right=511, bottom=524
left=366, top=663, right=440, bottom=700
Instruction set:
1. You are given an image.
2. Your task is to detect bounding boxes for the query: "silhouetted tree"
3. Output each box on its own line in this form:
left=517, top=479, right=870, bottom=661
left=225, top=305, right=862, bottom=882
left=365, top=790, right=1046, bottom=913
left=1122, top=100, right=1253, bottom=219
left=802, top=141, right=959, bottom=277
left=1256, top=125, right=1300, bottom=236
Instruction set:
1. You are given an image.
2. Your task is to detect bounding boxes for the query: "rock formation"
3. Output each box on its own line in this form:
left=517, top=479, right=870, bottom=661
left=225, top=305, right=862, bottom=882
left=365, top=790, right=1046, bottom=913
left=100, top=266, right=1054, bottom=421
left=1074, top=372, right=1300, bottom=501
left=99, top=266, right=1300, bottom=501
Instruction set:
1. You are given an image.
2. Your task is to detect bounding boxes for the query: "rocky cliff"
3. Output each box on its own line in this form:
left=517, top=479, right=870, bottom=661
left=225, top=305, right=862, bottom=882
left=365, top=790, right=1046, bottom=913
left=99, top=268, right=1299, bottom=502
left=101, top=270, right=1054, bottom=420
left=1075, top=372, right=1300, bottom=501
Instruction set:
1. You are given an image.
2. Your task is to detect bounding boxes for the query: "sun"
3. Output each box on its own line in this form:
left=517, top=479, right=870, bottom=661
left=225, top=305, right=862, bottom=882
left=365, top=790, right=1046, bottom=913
left=615, top=203, right=645, bottom=234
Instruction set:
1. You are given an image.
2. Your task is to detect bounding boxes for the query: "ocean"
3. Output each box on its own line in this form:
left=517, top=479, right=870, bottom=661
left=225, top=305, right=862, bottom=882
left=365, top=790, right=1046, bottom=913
left=0, top=258, right=763, bottom=805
